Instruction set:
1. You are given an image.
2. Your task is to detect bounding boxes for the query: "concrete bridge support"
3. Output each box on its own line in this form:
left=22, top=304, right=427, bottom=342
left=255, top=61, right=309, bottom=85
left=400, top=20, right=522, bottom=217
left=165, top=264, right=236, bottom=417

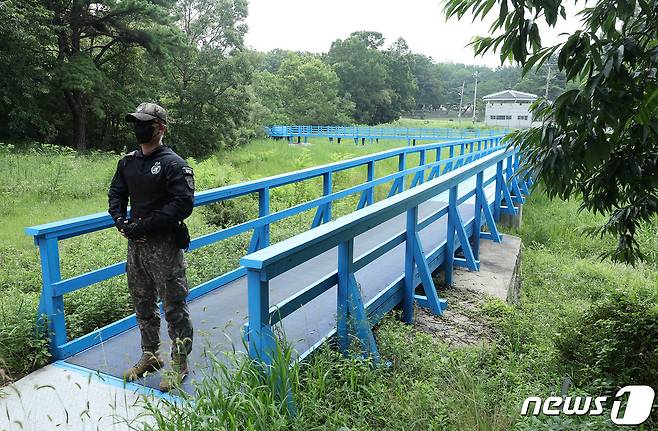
left=499, top=202, right=523, bottom=229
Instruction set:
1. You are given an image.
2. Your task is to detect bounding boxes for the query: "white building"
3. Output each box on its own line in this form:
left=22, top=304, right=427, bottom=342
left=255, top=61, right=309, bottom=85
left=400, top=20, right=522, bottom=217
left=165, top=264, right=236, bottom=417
left=483, top=90, right=538, bottom=128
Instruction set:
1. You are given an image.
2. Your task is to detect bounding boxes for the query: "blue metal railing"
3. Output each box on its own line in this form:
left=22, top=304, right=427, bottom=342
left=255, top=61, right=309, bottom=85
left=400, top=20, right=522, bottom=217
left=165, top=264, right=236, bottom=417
left=241, top=147, right=531, bottom=364
left=26, top=135, right=511, bottom=360
left=265, top=125, right=509, bottom=144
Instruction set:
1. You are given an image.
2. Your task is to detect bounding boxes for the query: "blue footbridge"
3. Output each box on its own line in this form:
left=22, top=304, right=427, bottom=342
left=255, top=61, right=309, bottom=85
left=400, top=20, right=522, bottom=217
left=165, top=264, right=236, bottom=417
left=26, top=133, right=532, bottom=396
left=265, top=125, right=509, bottom=145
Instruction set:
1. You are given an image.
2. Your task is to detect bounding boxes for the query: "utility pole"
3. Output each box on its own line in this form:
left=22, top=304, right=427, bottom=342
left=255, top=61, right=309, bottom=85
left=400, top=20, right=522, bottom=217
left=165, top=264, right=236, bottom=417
left=472, top=71, right=479, bottom=124
left=545, top=63, right=552, bottom=99
left=457, top=80, right=465, bottom=127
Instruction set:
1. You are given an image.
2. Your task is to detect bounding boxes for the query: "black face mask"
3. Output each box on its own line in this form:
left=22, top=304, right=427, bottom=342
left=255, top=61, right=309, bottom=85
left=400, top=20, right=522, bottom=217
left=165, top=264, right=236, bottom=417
left=134, top=122, right=156, bottom=143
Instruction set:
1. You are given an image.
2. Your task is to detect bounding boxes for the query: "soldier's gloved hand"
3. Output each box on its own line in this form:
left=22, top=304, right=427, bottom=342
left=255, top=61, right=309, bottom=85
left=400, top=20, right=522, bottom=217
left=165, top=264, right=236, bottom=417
left=114, top=217, right=129, bottom=232
left=123, top=220, right=148, bottom=240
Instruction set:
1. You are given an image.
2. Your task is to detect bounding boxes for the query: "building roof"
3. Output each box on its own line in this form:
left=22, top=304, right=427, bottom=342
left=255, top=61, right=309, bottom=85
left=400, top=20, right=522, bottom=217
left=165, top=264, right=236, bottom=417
left=483, top=90, right=538, bottom=101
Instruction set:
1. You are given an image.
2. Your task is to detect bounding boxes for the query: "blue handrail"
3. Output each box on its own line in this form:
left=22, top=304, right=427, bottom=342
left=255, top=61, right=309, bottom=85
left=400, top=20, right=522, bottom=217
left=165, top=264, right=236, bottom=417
left=264, top=125, right=510, bottom=144
left=26, top=135, right=510, bottom=359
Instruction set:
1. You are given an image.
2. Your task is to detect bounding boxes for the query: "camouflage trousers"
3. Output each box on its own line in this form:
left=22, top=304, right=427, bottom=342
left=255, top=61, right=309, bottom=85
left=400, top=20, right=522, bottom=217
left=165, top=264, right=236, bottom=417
left=126, top=232, right=193, bottom=358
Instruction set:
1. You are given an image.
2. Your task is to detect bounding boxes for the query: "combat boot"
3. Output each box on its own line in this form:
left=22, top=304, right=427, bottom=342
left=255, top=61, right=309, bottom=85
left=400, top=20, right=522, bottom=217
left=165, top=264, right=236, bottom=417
left=158, top=353, right=189, bottom=392
left=123, top=351, right=164, bottom=381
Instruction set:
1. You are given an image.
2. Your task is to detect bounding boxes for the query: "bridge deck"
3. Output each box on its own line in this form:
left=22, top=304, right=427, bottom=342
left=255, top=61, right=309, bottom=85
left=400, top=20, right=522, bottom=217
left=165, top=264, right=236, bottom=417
left=64, top=166, right=499, bottom=393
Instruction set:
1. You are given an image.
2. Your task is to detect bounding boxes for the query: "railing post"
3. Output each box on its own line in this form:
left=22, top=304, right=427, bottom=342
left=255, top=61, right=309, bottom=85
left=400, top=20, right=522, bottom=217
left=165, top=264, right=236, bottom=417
left=337, top=240, right=353, bottom=354
left=337, top=239, right=379, bottom=361
left=366, top=161, right=375, bottom=205
left=473, top=172, right=484, bottom=260
left=259, top=187, right=270, bottom=246
left=249, top=188, right=270, bottom=252
left=398, top=153, right=406, bottom=191
left=443, top=144, right=455, bottom=174
left=323, top=172, right=332, bottom=222
left=403, top=206, right=418, bottom=323
left=445, top=185, right=457, bottom=286
left=36, top=236, right=67, bottom=358
left=412, top=149, right=426, bottom=187
left=247, top=268, right=274, bottom=365
left=494, top=160, right=504, bottom=221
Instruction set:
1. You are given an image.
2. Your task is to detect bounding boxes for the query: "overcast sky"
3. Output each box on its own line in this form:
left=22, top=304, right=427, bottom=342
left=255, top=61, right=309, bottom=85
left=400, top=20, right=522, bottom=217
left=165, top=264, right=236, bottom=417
left=245, top=0, right=584, bottom=68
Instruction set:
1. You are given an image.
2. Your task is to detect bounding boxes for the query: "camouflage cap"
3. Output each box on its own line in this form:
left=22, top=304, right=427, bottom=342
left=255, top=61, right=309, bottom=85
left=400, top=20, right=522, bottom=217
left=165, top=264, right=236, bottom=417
left=125, top=102, right=167, bottom=124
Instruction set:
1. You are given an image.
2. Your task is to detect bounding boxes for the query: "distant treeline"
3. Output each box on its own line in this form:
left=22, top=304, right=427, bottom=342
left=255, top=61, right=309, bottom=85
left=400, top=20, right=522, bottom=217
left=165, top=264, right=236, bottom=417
left=0, top=1, right=571, bottom=157
left=253, top=40, right=572, bottom=127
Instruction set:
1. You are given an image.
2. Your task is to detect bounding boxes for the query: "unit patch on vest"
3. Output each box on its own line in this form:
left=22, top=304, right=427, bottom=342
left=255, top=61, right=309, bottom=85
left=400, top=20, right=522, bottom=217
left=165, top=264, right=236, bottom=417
left=151, top=161, right=161, bottom=175
left=182, top=166, right=194, bottom=190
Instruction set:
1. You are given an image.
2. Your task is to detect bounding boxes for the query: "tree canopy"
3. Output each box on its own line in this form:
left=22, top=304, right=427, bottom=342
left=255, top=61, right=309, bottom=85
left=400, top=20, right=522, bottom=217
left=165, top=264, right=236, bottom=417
left=0, top=0, right=255, bottom=155
left=444, top=0, right=658, bottom=263
left=254, top=55, right=354, bottom=125
left=2, top=3, right=578, bottom=157
left=326, top=32, right=419, bottom=125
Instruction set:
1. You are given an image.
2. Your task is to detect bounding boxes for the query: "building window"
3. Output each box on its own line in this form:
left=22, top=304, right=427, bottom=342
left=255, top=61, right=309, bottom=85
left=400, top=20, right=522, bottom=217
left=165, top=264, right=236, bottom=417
left=518, top=115, right=528, bottom=120
left=490, top=115, right=512, bottom=120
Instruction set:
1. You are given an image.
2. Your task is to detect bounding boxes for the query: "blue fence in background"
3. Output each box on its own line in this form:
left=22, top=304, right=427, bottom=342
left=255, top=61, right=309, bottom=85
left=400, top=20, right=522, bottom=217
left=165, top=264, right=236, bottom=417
left=26, top=135, right=521, bottom=360
left=265, top=125, right=509, bottom=145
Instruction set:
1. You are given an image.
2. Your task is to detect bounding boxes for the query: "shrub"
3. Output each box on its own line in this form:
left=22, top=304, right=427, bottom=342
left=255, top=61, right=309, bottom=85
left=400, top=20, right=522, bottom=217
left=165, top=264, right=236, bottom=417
left=204, top=196, right=259, bottom=229
left=556, top=289, right=658, bottom=389
left=0, top=290, right=51, bottom=380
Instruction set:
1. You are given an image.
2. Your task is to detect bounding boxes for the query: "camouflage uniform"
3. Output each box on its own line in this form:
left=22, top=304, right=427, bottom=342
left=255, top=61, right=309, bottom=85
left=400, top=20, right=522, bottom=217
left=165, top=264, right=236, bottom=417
left=126, top=231, right=193, bottom=356
left=108, top=103, right=195, bottom=361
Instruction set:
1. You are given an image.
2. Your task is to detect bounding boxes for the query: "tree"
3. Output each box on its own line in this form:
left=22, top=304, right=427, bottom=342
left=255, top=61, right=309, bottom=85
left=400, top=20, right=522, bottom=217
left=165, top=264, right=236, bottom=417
left=327, top=32, right=393, bottom=124
left=253, top=71, right=289, bottom=125
left=156, top=0, right=256, bottom=156
left=255, top=48, right=298, bottom=73
left=327, top=31, right=418, bottom=125
left=258, top=55, right=354, bottom=125
left=0, top=1, right=58, bottom=142
left=40, top=0, right=177, bottom=150
left=253, top=55, right=353, bottom=125
left=412, top=54, right=444, bottom=110
left=444, top=0, right=658, bottom=263
left=384, top=38, right=418, bottom=115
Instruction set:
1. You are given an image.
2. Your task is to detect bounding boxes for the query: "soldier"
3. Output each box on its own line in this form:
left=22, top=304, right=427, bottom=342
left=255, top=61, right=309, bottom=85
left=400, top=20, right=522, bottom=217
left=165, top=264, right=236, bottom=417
left=108, top=102, right=194, bottom=392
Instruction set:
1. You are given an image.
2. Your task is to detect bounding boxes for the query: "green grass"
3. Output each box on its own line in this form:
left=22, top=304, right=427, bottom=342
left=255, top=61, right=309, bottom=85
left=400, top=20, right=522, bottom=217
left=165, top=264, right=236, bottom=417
left=1, top=139, right=656, bottom=430
left=386, top=117, right=491, bottom=129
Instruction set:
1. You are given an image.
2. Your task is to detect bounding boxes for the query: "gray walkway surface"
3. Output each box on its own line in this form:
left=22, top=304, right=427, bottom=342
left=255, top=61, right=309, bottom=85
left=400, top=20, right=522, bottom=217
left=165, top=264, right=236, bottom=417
left=0, top=364, right=158, bottom=431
